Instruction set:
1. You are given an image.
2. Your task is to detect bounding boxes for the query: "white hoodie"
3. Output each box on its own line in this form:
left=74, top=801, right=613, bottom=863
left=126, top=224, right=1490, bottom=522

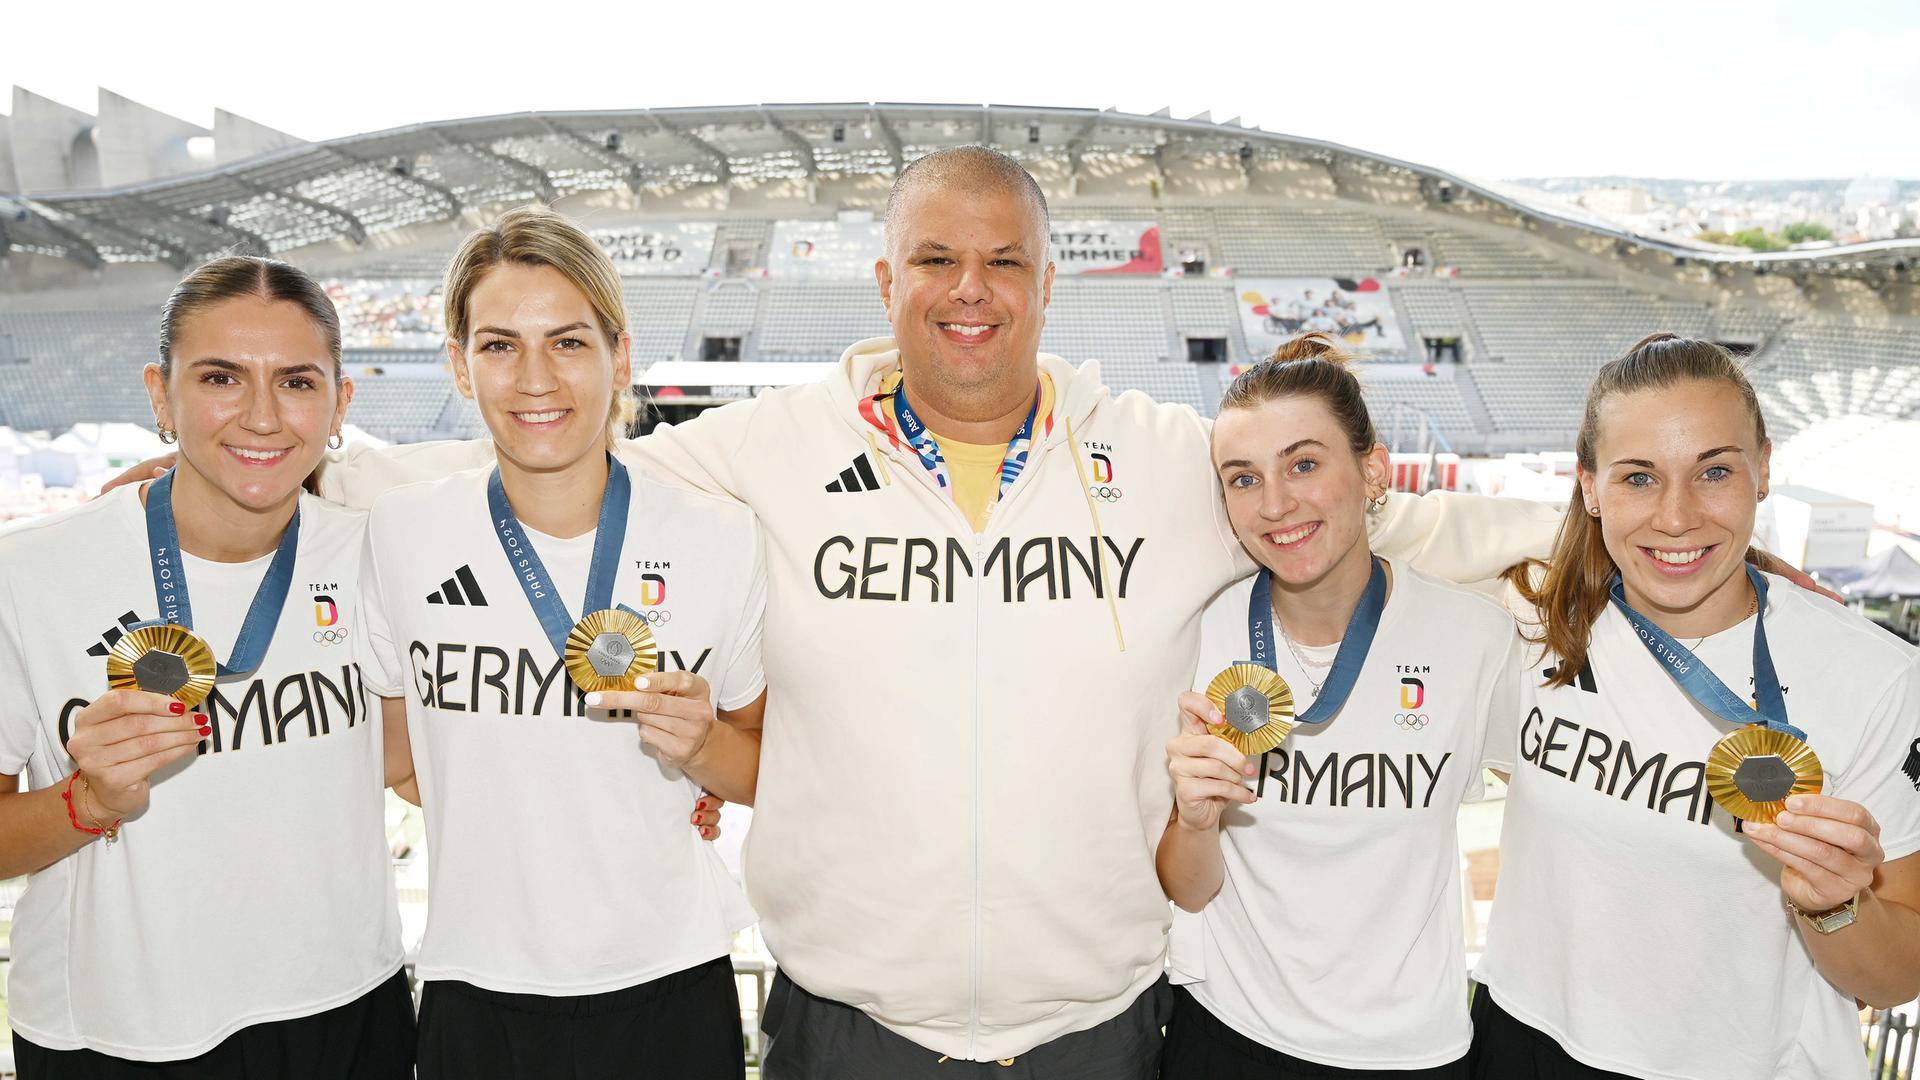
left=320, top=337, right=1561, bottom=1060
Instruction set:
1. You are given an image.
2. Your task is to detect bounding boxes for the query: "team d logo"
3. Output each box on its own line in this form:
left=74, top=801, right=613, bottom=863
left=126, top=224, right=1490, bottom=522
left=313, top=594, right=350, bottom=646
left=1087, top=451, right=1122, bottom=503
left=1395, top=677, right=1429, bottom=730
left=639, top=574, right=671, bottom=625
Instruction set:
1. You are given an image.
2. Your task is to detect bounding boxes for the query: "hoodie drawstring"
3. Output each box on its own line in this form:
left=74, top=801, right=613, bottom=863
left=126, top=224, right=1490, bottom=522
left=1065, top=416, right=1126, bottom=653
left=864, top=431, right=892, bottom=486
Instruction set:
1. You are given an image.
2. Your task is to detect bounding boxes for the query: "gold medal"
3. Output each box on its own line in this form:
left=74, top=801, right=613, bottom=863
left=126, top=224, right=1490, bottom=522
left=1204, top=664, right=1295, bottom=755
left=1705, top=724, right=1823, bottom=823
left=564, top=609, right=658, bottom=693
left=106, top=624, right=218, bottom=709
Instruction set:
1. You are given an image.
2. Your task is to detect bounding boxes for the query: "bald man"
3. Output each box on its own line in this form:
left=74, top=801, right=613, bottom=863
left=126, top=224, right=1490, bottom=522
left=273, top=149, right=1559, bottom=1077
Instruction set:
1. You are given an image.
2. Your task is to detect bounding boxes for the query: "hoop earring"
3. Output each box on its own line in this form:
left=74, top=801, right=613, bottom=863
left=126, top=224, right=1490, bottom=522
left=328, top=432, right=344, bottom=450
left=1367, top=489, right=1389, bottom=513
left=158, top=426, right=177, bottom=445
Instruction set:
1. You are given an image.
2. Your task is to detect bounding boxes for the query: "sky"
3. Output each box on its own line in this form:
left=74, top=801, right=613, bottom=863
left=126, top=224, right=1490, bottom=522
left=5, top=0, right=1917, bottom=183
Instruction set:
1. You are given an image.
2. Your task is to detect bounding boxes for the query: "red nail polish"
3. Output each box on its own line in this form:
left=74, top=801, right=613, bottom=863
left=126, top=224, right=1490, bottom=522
left=169, top=701, right=185, bottom=715
left=198, top=726, right=212, bottom=737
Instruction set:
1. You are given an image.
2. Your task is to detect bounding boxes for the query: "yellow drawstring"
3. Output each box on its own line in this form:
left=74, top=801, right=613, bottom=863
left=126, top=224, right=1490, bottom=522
left=1065, top=416, right=1125, bottom=652
left=865, top=430, right=892, bottom=485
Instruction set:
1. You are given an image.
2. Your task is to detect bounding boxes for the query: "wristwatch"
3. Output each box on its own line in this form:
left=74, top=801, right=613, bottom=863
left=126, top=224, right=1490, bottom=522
left=1787, top=892, right=1860, bottom=934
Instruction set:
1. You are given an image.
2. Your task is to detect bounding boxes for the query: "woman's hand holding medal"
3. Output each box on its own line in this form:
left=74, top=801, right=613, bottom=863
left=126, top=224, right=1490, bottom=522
left=1745, top=794, right=1884, bottom=913
left=1167, top=691, right=1260, bottom=833
left=586, top=672, right=720, bottom=774
left=67, top=690, right=209, bottom=819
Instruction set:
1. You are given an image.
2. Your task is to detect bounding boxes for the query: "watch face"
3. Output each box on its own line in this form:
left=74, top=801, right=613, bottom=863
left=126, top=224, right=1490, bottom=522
left=1814, top=907, right=1857, bottom=934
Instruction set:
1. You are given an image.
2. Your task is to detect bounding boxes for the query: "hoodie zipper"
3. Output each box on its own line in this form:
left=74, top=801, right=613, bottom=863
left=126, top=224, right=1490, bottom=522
left=968, top=528, right=984, bottom=1058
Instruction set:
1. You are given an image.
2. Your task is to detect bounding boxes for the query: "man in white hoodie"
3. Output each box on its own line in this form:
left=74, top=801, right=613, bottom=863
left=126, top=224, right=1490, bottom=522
left=249, top=150, right=1562, bottom=1077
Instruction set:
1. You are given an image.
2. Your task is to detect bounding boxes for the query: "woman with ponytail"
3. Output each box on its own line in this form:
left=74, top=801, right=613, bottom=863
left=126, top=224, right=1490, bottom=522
left=1471, top=333, right=1920, bottom=1079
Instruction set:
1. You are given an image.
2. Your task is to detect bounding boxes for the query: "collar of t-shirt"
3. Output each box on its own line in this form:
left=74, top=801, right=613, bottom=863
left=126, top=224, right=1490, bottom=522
left=928, top=434, right=1009, bottom=533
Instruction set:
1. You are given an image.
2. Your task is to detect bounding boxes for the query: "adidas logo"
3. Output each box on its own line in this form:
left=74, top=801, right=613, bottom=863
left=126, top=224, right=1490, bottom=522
left=427, top=565, right=489, bottom=607
left=85, top=611, right=144, bottom=657
left=1542, top=661, right=1598, bottom=694
left=825, top=454, right=882, bottom=494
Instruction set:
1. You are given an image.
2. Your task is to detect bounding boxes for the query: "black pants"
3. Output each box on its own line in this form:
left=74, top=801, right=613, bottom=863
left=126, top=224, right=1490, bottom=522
left=1466, top=986, right=1639, bottom=1080
left=12, top=968, right=414, bottom=1080
left=1162, top=984, right=1468, bottom=1079
left=760, top=969, right=1171, bottom=1080
left=417, top=954, right=744, bottom=1080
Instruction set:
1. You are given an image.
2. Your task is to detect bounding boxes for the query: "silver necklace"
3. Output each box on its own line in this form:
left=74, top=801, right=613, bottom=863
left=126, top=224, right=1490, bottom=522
left=1276, top=610, right=1335, bottom=697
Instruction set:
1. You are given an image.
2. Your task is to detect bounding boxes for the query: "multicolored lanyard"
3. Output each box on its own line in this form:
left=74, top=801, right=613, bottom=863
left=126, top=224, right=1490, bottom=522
left=858, top=374, right=1051, bottom=501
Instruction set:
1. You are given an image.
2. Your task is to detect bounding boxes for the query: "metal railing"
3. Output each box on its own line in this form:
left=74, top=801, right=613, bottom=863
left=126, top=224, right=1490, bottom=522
left=1869, top=1008, right=1919, bottom=1079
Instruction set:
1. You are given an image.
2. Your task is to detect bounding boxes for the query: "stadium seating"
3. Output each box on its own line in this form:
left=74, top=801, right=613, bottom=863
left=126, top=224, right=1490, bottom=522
left=1, top=204, right=1913, bottom=451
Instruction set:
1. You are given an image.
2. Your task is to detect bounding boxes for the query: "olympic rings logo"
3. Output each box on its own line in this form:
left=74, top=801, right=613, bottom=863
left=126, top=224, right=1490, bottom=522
left=1394, top=713, right=1429, bottom=730
left=1087, top=485, right=1123, bottom=503
left=313, top=627, right=352, bottom=645
left=643, top=610, right=672, bottom=626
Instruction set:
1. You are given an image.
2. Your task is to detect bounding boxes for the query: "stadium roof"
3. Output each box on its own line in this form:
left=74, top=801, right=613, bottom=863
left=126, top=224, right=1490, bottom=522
left=3, top=101, right=1915, bottom=282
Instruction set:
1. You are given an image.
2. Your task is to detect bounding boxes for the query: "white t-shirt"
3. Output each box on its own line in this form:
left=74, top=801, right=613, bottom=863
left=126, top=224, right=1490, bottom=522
left=1169, top=559, right=1523, bottom=1069
left=358, top=466, right=766, bottom=995
left=0, top=485, right=402, bottom=1061
left=1476, top=578, right=1920, bottom=1080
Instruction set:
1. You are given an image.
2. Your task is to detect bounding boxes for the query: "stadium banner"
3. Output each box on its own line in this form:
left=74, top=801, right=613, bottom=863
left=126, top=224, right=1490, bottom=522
left=325, top=278, right=445, bottom=350
left=1049, top=221, right=1162, bottom=275
left=589, top=222, right=717, bottom=276
left=1237, top=277, right=1407, bottom=359
left=768, top=219, right=886, bottom=280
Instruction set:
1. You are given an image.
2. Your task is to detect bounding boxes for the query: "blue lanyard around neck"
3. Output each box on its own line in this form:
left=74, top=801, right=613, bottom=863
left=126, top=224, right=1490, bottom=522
left=143, top=468, right=301, bottom=678
left=1246, top=555, right=1391, bottom=726
left=486, top=453, right=636, bottom=658
left=1607, top=563, right=1800, bottom=740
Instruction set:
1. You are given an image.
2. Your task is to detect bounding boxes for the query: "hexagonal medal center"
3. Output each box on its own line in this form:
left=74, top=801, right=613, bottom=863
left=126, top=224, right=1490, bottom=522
left=587, top=632, right=635, bottom=677
left=132, top=649, right=191, bottom=695
left=1224, top=686, right=1272, bottom=734
left=1733, top=754, right=1797, bottom=803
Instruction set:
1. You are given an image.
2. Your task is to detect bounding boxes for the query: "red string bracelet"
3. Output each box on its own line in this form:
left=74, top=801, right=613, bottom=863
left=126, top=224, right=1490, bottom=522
left=62, top=770, right=121, bottom=844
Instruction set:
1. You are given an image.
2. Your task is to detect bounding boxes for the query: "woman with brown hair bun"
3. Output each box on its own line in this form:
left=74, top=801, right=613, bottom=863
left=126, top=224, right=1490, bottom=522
left=0, top=256, right=413, bottom=1078
left=1159, top=332, right=1525, bottom=1079
left=1470, top=333, right=1920, bottom=1079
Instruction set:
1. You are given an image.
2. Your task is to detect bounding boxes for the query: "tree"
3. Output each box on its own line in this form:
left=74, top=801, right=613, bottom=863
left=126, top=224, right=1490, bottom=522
left=1732, top=228, right=1789, bottom=253
left=1783, top=222, right=1833, bottom=243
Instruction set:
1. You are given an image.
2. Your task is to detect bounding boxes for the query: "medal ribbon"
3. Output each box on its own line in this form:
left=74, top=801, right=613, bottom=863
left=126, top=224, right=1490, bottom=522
left=487, top=453, right=637, bottom=658
left=1244, top=556, right=1390, bottom=794
left=143, top=468, right=301, bottom=678
left=1246, top=555, right=1391, bottom=726
left=864, top=375, right=1049, bottom=501
left=1607, top=564, right=1801, bottom=740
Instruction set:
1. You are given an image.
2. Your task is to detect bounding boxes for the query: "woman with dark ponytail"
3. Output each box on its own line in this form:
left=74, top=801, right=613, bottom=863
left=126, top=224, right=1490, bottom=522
left=0, top=257, right=413, bottom=1078
left=1472, top=333, right=1920, bottom=1079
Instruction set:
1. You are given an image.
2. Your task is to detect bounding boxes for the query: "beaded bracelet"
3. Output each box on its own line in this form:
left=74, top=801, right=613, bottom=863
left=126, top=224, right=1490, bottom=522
left=62, top=770, right=121, bottom=844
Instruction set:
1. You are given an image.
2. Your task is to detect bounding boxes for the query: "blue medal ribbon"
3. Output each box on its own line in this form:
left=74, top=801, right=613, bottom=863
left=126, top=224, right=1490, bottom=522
left=1244, top=555, right=1391, bottom=792
left=142, top=468, right=301, bottom=678
left=1606, top=563, right=1801, bottom=740
left=487, top=453, right=637, bottom=658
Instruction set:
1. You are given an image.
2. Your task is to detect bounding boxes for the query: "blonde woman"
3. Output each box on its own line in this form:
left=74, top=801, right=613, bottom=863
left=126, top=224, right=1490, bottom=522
left=357, top=207, right=767, bottom=1078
